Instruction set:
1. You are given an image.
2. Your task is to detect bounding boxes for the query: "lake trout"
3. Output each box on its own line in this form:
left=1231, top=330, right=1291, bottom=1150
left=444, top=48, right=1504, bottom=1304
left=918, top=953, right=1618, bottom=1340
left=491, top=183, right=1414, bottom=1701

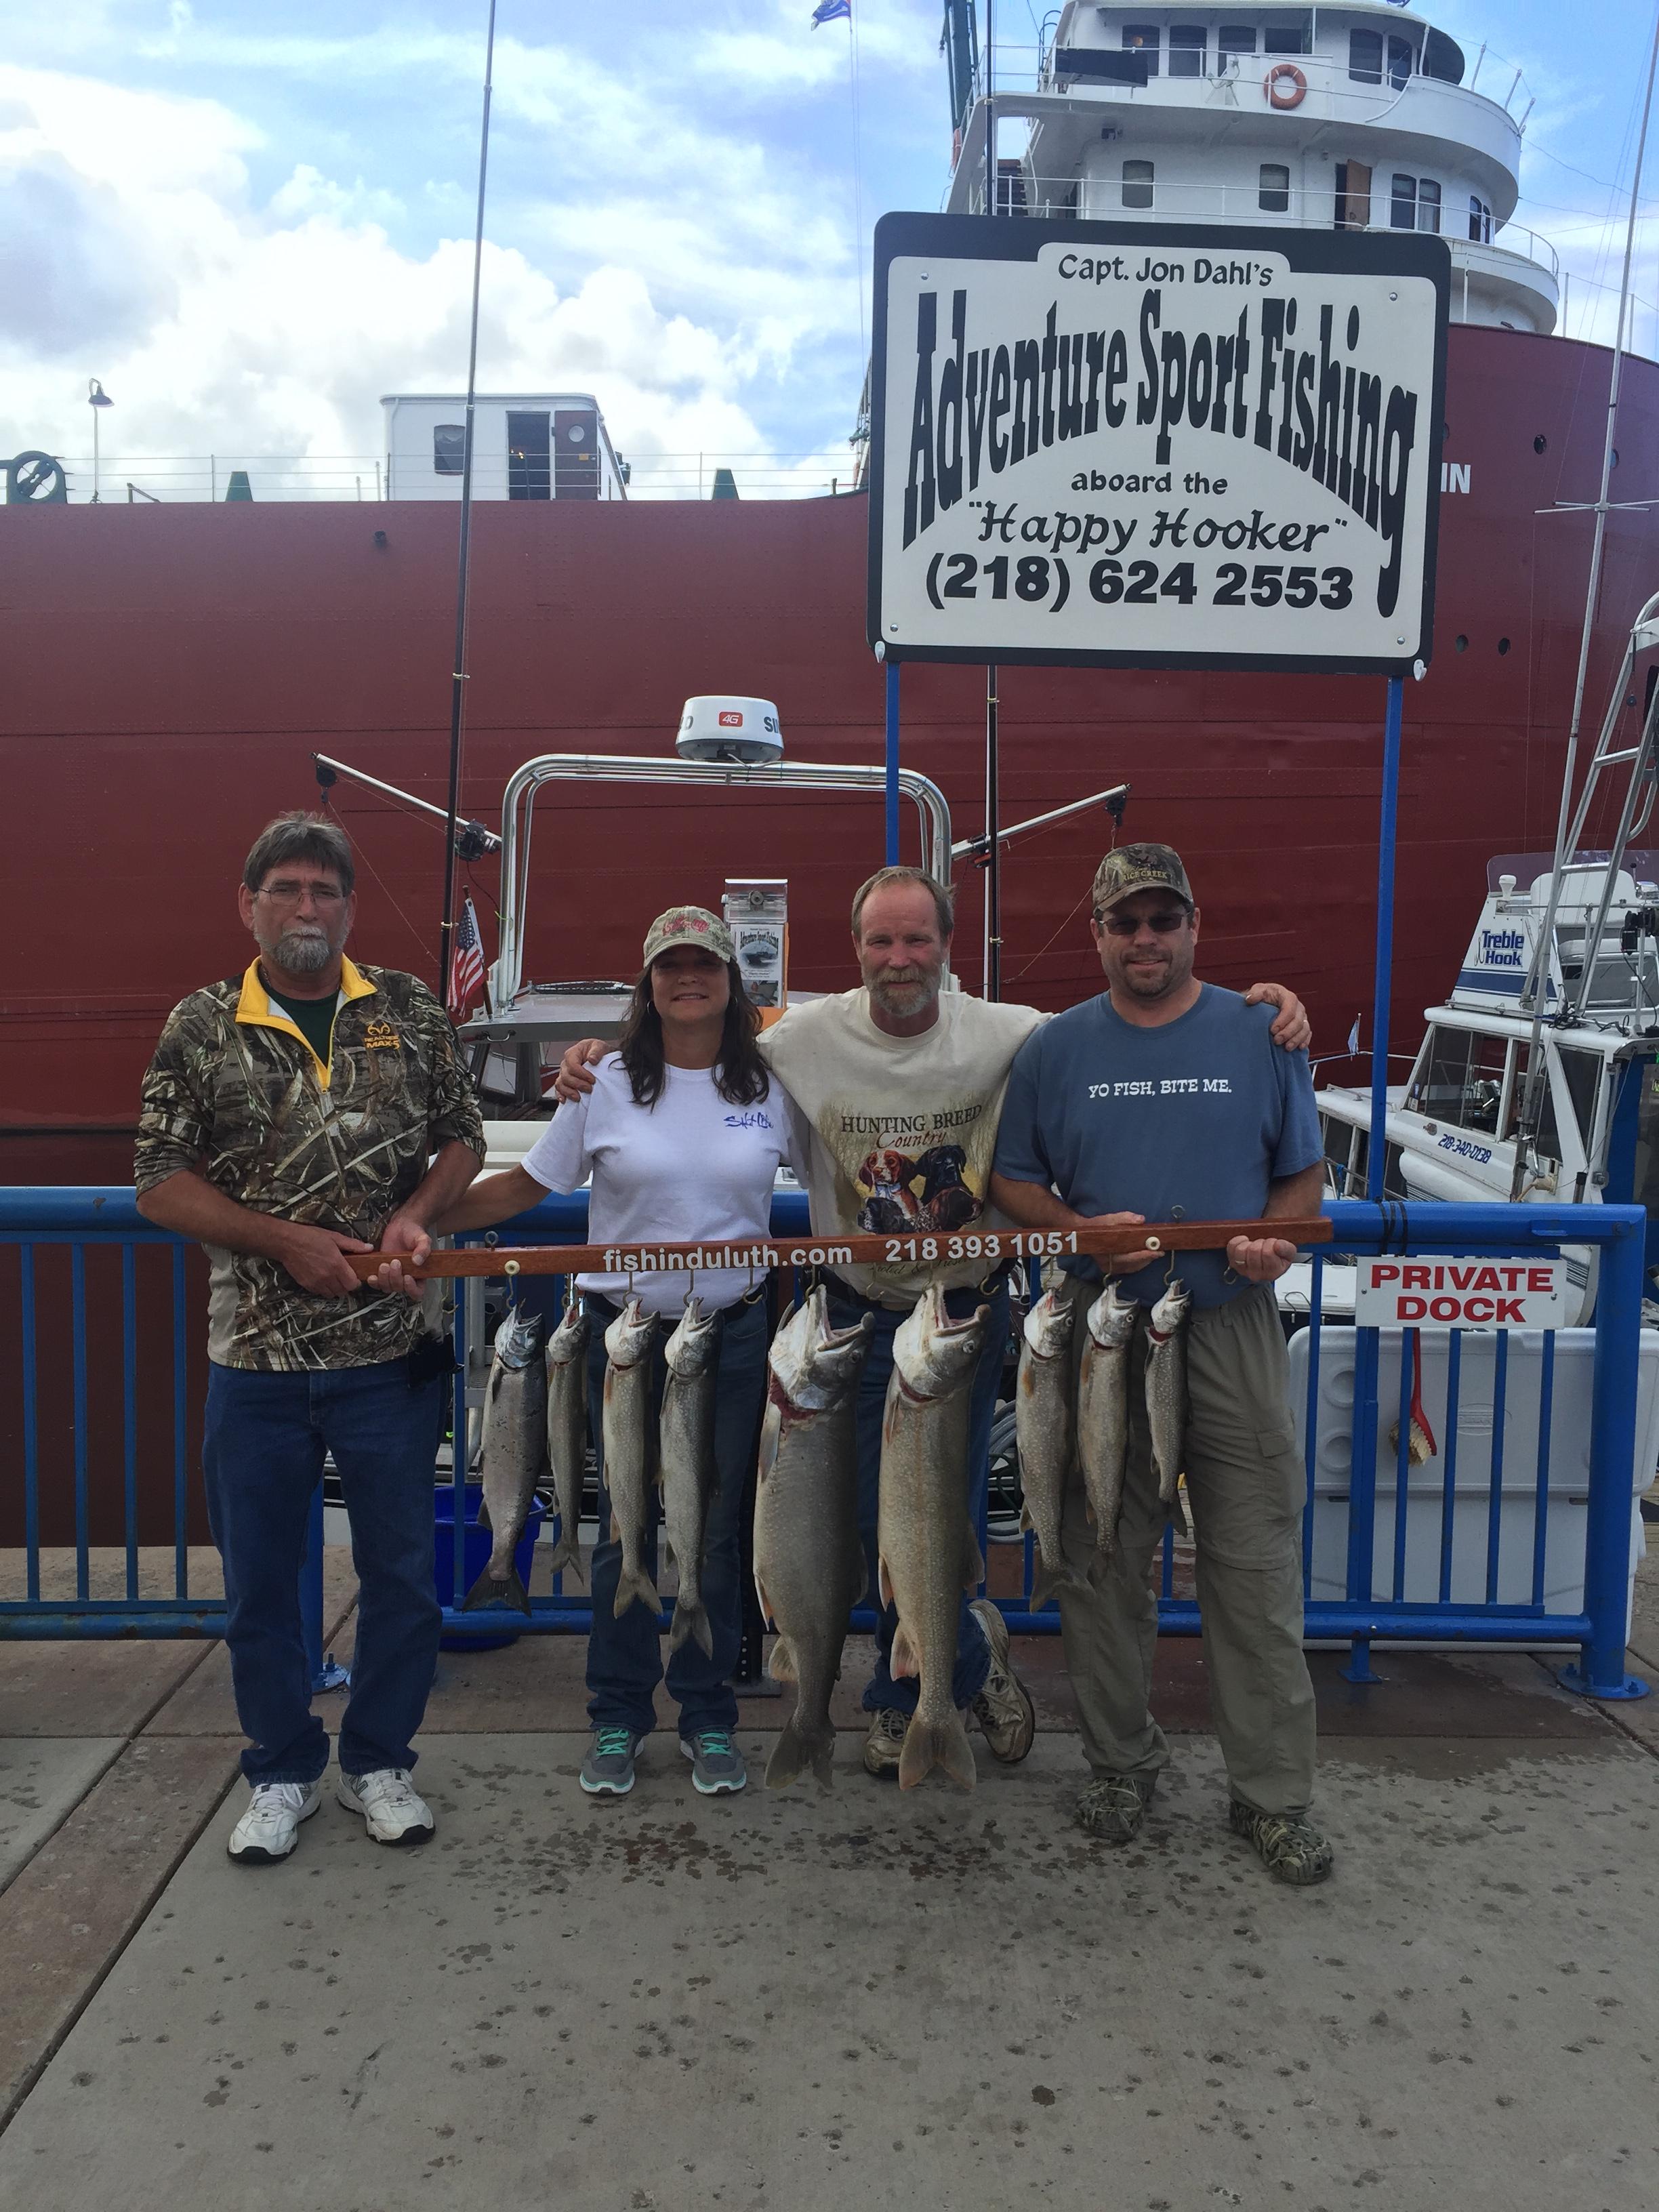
left=544, top=1300, right=590, bottom=1585
left=1015, top=1286, right=1082, bottom=1611
left=878, top=1284, right=989, bottom=1792
left=602, top=1297, right=661, bottom=1620
left=1145, top=1276, right=1191, bottom=1534
left=754, top=1289, right=874, bottom=1790
left=464, top=1306, right=548, bottom=1616
left=661, top=1294, right=722, bottom=1659
left=1078, top=1279, right=1140, bottom=1575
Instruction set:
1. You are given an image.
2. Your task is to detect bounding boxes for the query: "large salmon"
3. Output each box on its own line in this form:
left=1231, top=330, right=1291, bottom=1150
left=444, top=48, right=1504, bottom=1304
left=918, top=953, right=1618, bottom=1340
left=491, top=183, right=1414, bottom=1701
left=661, top=1294, right=722, bottom=1659
left=1078, top=1280, right=1140, bottom=1574
left=878, top=1284, right=990, bottom=1792
left=602, top=1297, right=661, bottom=1620
left=754, top=1290, right=874, bottom=1790
left=464, top=1306, right=548, bottom=1616
left=544, top=1300, right=590, bottom=1585
left=1015, top=1286, right=1082, bottom=1611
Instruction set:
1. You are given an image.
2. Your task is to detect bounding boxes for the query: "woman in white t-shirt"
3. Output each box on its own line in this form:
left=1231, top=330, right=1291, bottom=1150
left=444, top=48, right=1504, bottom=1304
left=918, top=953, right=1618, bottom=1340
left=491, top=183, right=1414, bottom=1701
left=441, top=905, right=802, bottom=1803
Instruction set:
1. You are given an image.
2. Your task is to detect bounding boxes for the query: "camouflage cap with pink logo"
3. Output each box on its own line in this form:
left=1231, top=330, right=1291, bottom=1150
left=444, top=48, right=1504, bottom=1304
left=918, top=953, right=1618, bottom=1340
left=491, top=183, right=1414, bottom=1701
left=641, top=905, right=735, bottom=967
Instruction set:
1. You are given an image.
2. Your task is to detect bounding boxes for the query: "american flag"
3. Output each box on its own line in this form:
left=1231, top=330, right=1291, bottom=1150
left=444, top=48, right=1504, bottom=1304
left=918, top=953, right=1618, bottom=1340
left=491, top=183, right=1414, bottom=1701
left=447, top=891, right=487, bottom=1022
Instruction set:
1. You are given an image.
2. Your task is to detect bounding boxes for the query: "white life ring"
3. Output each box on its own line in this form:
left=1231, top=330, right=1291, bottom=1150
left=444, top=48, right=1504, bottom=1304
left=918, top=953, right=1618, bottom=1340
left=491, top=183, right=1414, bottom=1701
left=1265, top=62, right=1308, bottom=109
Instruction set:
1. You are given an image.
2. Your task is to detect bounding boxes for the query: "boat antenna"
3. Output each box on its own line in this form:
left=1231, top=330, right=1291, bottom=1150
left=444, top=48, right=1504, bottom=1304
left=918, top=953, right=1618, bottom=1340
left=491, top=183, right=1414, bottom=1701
left=438, top=0, right=499, bottom=1002
left=1511, top=1, right=1659, bottom=1196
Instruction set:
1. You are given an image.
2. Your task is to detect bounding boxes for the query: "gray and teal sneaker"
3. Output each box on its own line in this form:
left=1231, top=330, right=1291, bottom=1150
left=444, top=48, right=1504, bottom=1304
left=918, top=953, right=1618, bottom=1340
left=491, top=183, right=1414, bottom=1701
left=680, top=1729, right=747, bottom=1795
left=1076, top=1770, right=1156, bottom=1843
left=1228, top=1799, right=1334, bottom=1885
left=579, top=1727, right=643, bottom=1797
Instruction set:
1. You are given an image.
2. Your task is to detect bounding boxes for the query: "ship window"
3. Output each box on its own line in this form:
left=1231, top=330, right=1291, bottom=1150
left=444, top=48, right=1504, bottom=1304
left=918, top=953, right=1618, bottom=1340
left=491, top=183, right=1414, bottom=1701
left=1122, top=158, right=1155, bottom=209
left=1259, top=162, right=1290, bottom=213
left=1469, top=196, right=1493, bottom=244
left=1218, top=25, right=1256, bottom=64
left=1559, top=1049, right=1603, bottom=1154
left=1349, top=28, right=1382, bottom=83
left=1408, top=1031, right=1509, bottom=1134
left=1391, top=173, right=1419, bottom=229
left=1502, top=1046, right=1563, bottom=1164
left=1387, top=35, right=1413, bottom=88
left=1263, top=28, right=1307, bottom=56
left=1122, top=23, right=1160, bottom=73
left=1168, top=24, right=1206, bottom=76
left=1416, top=180, right=1441, bottom=232
left=432, top=424, right=465, bottom=476
left=1322, top=1117, right=1357, bottom=1195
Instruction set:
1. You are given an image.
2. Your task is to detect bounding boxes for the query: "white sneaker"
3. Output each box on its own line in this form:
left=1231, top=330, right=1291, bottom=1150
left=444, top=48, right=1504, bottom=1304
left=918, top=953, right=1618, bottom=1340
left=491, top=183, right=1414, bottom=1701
left=336, top=1767, right=434, bottom=1847
left=226, top=1780, right=322, bottom=1865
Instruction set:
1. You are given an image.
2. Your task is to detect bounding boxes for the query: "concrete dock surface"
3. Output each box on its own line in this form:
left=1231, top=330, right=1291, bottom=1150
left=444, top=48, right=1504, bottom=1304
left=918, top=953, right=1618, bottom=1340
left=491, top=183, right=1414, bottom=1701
left=4, top=1551, right=1659, bottom=2212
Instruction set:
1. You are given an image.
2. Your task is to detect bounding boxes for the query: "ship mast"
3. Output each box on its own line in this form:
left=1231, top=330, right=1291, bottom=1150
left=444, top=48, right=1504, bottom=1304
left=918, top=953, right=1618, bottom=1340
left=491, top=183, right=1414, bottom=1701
left=438, top=0, right=499, bottom=1003
left=1511, top=5, right=1659, bottom=1193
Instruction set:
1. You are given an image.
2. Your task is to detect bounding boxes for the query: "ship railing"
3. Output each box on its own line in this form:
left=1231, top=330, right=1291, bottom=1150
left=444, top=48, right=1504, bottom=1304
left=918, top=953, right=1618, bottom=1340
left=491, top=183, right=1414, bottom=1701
left=997, top=173, right=1559, bottom=279
left=1028, top=40, right=1532, bottom=131
left=24, top=452, right=870, bottom=506
left=5, top=1188, right=1646, bottom=1704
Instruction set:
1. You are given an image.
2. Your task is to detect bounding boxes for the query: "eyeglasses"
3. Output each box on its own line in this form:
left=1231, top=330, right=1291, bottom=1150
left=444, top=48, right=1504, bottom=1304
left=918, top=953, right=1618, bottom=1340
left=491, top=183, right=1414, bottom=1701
left=1097, top=907, right=1190, bottom=937
left=255, top=880, right=348, bottom=907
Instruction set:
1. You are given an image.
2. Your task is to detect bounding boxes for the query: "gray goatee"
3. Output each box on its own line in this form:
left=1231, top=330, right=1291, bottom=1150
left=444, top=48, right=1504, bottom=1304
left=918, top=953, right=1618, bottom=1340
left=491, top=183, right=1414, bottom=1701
left=272, top=928, right=333, bottom=974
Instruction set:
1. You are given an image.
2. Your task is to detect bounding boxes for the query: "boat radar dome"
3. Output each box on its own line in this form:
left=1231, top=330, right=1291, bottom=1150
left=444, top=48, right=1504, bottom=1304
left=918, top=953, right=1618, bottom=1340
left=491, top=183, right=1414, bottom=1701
left=675, top=695, right=783, bottom=766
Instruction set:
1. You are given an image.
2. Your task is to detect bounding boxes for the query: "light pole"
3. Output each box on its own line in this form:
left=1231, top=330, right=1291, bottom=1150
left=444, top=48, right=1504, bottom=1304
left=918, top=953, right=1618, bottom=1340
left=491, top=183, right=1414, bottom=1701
left=87, top=379, right=112, bottom=503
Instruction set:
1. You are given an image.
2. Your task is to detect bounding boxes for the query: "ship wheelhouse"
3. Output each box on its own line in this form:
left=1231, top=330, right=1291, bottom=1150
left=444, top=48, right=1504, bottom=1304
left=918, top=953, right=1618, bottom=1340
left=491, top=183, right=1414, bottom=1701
left=948, top=1, right=1557, bottom=334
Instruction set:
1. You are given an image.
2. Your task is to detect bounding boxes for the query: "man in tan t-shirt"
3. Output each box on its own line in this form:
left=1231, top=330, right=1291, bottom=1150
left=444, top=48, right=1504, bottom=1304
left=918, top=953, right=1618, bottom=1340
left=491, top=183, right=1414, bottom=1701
left=556, top=865, right=1309, bottom=1785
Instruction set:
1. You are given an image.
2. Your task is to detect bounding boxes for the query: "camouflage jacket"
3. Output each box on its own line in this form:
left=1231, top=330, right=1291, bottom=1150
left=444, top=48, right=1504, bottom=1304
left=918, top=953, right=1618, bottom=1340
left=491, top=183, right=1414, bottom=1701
left=135, top=957, right=485, bottom=1371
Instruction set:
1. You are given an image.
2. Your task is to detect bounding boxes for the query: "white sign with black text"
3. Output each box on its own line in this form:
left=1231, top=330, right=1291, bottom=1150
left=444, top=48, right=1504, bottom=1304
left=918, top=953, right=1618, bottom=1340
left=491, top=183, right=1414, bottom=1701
left=1354, top=1258, right=1567, bottom=1331
left=867, top=214, right=1449, bottom=673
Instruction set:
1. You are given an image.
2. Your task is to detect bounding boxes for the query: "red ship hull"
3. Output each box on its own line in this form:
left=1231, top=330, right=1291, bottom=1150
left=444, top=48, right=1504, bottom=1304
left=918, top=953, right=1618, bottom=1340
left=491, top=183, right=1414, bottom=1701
left=5, top=325, right=1659, bottom=1183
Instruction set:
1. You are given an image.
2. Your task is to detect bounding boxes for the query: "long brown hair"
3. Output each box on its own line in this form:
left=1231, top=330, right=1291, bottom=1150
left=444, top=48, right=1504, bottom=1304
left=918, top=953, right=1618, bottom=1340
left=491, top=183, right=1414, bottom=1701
left=617, top=956, right=771, bottom=1108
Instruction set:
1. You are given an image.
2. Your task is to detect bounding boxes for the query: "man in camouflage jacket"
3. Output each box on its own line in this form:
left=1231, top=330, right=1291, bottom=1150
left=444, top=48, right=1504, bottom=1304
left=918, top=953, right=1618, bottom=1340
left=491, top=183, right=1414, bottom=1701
left=136, top=812, right=484, bottom=1864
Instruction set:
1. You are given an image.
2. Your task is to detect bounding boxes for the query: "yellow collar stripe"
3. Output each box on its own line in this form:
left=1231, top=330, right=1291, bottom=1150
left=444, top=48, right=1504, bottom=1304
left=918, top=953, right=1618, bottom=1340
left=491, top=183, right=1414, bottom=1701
left=234, top=958, right=377, bottom=1088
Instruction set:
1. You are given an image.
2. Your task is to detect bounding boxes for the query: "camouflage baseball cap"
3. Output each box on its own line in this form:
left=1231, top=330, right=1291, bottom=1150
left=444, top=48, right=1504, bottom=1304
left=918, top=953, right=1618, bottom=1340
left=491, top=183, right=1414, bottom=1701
left=1090, top=842, right=1195, bottom=916
left=641, top=904, right=735, bottom=966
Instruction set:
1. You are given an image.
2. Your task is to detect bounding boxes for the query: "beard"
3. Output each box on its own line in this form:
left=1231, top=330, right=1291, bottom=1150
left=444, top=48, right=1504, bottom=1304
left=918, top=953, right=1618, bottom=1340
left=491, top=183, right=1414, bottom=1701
left=266, top=926, right=335, bottom=974
left=867, top=966, right=939, bottom=1019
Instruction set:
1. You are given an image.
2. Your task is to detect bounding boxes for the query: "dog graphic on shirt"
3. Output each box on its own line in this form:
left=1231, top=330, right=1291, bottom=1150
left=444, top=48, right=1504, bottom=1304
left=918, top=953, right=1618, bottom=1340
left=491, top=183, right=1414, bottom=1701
left=853, top=1142, right=983, bottom=1235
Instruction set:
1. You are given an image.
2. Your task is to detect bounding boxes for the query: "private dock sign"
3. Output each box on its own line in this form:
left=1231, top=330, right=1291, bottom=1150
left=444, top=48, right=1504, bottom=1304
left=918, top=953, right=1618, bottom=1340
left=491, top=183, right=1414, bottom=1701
left=867, top=214, right=1448, bottom=673
left=1354, top=1258, right=1567, bottom=1330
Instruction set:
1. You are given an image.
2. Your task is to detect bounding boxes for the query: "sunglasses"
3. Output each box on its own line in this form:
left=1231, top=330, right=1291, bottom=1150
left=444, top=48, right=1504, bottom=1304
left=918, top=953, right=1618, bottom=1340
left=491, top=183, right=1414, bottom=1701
left=1097, top=907, right=1191, bottom=938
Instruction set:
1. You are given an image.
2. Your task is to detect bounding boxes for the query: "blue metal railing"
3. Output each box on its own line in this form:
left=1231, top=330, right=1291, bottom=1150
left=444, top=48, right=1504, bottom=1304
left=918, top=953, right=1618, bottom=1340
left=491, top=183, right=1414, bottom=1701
left=1, top=1187, right=1650, bottom=1701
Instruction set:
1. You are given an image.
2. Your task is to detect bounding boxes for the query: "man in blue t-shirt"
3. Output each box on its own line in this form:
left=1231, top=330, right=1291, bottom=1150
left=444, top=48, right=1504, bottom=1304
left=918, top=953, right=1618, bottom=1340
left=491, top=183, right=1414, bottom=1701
left=990, top=842, right=1330, bottom=1886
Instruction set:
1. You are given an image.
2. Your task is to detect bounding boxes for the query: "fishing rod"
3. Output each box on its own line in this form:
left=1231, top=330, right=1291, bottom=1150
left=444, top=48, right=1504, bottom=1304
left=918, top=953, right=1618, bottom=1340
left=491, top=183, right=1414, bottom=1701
left=346, top=1214, right=1334, bottom=1282
left=437, top=0, right=499, bottom=1002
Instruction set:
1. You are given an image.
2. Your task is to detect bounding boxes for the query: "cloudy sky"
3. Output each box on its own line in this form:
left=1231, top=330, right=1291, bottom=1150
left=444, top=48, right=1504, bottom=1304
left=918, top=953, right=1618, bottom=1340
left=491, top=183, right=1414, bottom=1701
left=3, top=0, right=1658, bottom=500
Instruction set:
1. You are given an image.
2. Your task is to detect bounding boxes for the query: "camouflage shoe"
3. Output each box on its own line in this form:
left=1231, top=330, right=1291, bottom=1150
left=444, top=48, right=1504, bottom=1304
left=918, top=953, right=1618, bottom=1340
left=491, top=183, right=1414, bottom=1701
left=1076, top=1770, right=1155, bottom=1843
left=968, top=1599, right=1036, bottom=1763
left=1228, top=1799, right=1334, bottom=1885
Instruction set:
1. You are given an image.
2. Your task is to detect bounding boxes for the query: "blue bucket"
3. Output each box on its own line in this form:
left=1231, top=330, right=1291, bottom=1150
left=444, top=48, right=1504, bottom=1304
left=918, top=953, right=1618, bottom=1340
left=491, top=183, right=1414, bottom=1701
left=434, top=1481, right=546, bottom=1650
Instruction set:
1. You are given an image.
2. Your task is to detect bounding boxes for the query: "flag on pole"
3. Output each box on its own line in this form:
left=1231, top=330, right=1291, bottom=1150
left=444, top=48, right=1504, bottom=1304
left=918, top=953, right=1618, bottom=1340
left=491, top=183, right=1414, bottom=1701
left=1347, top=1014, right=1362, bottom=1056
left=811, top=0, right=851, bottom=24
left=448, top=890, right=487, bottom=1023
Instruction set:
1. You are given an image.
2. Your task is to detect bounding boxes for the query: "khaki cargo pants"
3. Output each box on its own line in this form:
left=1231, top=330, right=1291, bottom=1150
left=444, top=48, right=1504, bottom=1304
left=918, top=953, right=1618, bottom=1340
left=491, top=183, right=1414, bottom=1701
left=1050, top=1273, right=1317, bottom=1816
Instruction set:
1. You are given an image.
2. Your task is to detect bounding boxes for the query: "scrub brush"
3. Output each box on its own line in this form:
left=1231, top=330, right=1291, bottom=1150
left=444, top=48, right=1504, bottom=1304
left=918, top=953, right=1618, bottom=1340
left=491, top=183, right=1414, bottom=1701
left=1388, top=1330, right=1437, bottom=1465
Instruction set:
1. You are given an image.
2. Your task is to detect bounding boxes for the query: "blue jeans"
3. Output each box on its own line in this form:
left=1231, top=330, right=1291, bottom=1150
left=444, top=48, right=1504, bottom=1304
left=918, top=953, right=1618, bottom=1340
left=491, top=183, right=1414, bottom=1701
left=203, top=1356, right=443, bottom=1786
left=584, top=1292, right=769, bottom=1740
left=826, top=1275, right=1010, bottom=1717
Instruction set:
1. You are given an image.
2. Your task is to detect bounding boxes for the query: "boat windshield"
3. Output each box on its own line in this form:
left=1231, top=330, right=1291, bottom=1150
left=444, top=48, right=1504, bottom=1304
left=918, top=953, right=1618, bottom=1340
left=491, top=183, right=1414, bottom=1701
left=1401, top=1024, right=1591, bottom=1166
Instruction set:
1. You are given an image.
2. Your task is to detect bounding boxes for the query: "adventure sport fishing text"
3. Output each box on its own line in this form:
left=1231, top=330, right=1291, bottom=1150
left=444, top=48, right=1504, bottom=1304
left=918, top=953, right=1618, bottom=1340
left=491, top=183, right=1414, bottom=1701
left=900, top=283, right=1421, bottom=615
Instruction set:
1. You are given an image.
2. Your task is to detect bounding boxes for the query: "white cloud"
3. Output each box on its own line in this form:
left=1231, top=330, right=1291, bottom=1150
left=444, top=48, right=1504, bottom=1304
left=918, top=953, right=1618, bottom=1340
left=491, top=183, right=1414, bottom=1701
left=0, top=55, right=864, bottom=499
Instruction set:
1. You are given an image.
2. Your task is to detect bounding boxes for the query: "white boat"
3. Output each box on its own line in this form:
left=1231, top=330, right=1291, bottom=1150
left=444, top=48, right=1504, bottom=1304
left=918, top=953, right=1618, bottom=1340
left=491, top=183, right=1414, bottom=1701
left=1291, top=598, right=1659, bottom=1324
